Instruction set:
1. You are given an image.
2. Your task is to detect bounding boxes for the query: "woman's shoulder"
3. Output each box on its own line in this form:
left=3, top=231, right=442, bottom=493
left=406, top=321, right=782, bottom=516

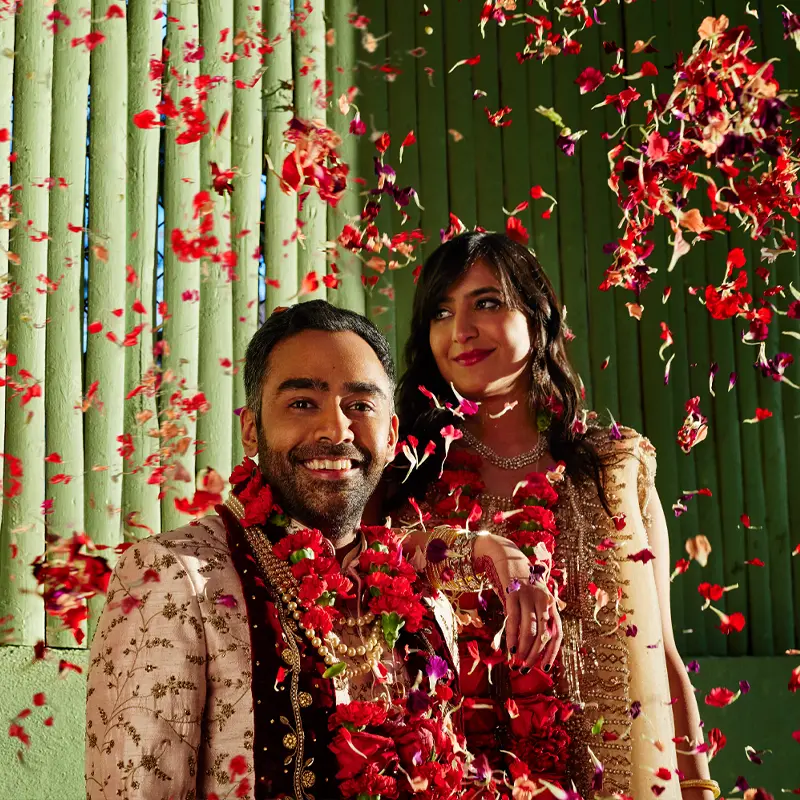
left=582, top=422, right=656, bottom=461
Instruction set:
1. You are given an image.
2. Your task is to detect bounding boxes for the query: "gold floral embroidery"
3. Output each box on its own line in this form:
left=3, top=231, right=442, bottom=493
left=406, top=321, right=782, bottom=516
left=86, top=518, right=257, bottom=800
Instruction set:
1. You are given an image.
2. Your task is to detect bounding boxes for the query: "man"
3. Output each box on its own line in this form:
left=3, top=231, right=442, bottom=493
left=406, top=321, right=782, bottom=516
left=85, top=301, right=459, bottom=800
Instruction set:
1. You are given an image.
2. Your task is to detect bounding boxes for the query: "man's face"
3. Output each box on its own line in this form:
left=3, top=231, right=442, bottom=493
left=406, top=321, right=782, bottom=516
left=240, top=330, right=398, bottom=540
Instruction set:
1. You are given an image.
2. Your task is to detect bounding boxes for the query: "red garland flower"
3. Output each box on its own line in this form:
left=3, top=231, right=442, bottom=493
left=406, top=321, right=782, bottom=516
left=328, top=701, right=388, bottom=730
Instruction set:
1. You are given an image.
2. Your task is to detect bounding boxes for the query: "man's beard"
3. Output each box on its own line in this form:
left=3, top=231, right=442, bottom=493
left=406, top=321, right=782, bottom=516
left=256, top=427, right=383, bottom=544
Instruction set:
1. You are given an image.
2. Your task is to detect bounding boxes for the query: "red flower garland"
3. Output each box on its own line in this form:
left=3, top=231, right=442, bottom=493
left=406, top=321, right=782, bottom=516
left=425, top=449, right=575, bottom=790
left=231, top=458, right=505, bottom=799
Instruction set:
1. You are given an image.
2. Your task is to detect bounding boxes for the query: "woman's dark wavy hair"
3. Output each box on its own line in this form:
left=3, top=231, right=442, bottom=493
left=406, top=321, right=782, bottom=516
left=391, top=231, right=612, bottom=513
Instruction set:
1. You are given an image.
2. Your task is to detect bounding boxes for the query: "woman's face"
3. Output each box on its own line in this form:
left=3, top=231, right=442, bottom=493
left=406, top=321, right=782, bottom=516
left=428, top=260, right=533, bottom=400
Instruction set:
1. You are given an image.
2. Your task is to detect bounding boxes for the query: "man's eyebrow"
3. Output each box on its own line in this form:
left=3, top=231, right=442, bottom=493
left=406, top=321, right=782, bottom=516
left=439, top=286, right=502, bottom=303
left=343, top=381, right=387, bottom=400
left=275, top=377, right=329, bottom=394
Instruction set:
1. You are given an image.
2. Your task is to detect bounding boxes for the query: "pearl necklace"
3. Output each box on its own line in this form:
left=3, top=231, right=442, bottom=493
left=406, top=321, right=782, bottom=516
left=280, top=590, right=384, bottom=678
left=460, top=428, right=548, bottom=470
left=226, top=496, right=385, bottom=680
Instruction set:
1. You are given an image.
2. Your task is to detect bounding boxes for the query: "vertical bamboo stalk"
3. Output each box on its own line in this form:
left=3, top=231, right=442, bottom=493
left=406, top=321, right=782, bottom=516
left=85, top=1, right=128, bottom=640
left=386, top=0, right=421, bottom=369
left=356, top=0, right=395, bottom=361
left=196, top=0, right=234, bottom=489
left=264, top=0, right=298, bottom=313
left=0, top=1, right=54, bottom=645
left=327, top=0, right=364, bottom=314
left=0, top=2, right=15, bottom=537
left=230, top=0, right=264, bottom=464
left=160, top=0, right=202, bottom=533
left=747, top=6, right=795, bottom=656
left=44, top=0, right=91, bottom=648
left=123, top=0, right=164, bottom=541
left=293, top=0, right=327, bottom=303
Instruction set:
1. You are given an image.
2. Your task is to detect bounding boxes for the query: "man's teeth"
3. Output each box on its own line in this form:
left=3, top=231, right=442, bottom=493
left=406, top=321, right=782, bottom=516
left=304, top=459, right=354, bottom=471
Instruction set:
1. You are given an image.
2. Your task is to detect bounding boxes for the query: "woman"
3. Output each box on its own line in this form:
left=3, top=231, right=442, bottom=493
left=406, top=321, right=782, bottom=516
left=387, top=233, right=717, bottom=800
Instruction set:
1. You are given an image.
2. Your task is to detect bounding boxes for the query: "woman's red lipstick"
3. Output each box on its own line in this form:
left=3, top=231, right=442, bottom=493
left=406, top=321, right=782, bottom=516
left=454, top=349, right=494, bottom=366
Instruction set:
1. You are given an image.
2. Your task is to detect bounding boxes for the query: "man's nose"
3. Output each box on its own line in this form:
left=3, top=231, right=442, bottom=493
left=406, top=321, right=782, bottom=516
left=315, top=403, right=355, bottom=444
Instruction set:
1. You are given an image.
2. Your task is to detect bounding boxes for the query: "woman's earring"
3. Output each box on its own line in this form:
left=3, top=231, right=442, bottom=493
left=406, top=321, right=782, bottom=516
left=532, top=346, right=547, bottom=387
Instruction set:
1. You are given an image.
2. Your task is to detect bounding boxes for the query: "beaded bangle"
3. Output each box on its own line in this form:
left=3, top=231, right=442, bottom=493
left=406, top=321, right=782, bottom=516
left=679, top=779, right=721, bottom=799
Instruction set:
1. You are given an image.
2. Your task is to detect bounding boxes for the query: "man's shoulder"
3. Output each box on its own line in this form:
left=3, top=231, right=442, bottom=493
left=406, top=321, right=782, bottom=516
left=120, top=514, right=232, bottom=565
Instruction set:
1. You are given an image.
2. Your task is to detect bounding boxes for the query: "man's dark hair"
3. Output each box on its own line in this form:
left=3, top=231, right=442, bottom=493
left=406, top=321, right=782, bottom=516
left=244, top=300, right=396, bottom=422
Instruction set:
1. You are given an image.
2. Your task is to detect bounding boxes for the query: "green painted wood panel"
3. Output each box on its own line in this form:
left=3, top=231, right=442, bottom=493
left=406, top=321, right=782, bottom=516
left=525, top=22, right=560, bottom=300
left=443, top=0, right=477, bottom=230
left=385, top=0, right=421, bottom=369
left=551, top=20, right=591, bottom=405
left=777, top=1, right=800, bottom=643
left=470, top=4, right=504, bottom=235
left=750, top=0, right=796, bottom=655
left=415, top=1, right=449, bottom=264
left=578, top=11, right=621, bottom=424
left=498, top=21, right=532, bottom=249
left=601, top=6, right=645, bottom=434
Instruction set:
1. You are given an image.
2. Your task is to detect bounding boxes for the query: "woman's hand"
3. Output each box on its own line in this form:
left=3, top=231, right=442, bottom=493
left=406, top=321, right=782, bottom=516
left=472, top=533, right=563, bottom=671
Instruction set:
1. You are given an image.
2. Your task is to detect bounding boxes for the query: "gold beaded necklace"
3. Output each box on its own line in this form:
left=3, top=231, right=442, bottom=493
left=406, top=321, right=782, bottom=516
left=226, top=496, right=385, bottom=681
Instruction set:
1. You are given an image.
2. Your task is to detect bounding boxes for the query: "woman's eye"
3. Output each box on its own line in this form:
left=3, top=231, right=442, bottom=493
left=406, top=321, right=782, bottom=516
left=432, top=307, right=452, bottom=321
left=476, top=297, right=501, bottom=310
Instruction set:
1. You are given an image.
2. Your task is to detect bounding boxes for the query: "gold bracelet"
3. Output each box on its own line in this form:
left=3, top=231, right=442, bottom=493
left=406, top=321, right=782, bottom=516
left=679, top=779, right=720, bottom=799
left=425, top=527, right=486, bottom=592
left=424, top=525, right=459, bottom=557
left=424, top=526, right=460, bottom=589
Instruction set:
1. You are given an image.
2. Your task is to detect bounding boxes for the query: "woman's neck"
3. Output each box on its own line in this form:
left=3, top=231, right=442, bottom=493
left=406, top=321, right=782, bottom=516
left=462, top=388, right=540, bottom=450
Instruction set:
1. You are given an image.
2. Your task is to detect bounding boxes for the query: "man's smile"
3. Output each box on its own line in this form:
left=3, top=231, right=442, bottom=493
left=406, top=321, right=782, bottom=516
left=300, top=458, right=361, bottom=480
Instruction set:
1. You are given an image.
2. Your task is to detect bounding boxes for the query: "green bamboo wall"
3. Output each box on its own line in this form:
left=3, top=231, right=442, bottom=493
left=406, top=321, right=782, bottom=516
left=0, top=0, right=797, bottom=663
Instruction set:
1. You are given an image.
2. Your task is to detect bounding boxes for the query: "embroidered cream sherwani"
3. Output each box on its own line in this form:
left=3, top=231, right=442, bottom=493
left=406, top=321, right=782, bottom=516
left=85, top=511, right=459, bottom=800
left=85, top=515, right=257, bottom=800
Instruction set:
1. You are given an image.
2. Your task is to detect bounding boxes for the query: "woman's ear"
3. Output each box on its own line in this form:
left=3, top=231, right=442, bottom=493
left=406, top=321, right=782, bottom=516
left=240, top=408, right=259, bottom=457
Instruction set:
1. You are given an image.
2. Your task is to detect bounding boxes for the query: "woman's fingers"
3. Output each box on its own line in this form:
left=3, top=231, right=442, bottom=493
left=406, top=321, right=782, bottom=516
left=505, top=589, right=522, bottom=656
left=537, top=598, right=564, bottom=671
left=542, top=608, right=564, bottom=671
left=523, top=591, right=552, bottom=667
left=515, top=589, right=538, bottom=663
